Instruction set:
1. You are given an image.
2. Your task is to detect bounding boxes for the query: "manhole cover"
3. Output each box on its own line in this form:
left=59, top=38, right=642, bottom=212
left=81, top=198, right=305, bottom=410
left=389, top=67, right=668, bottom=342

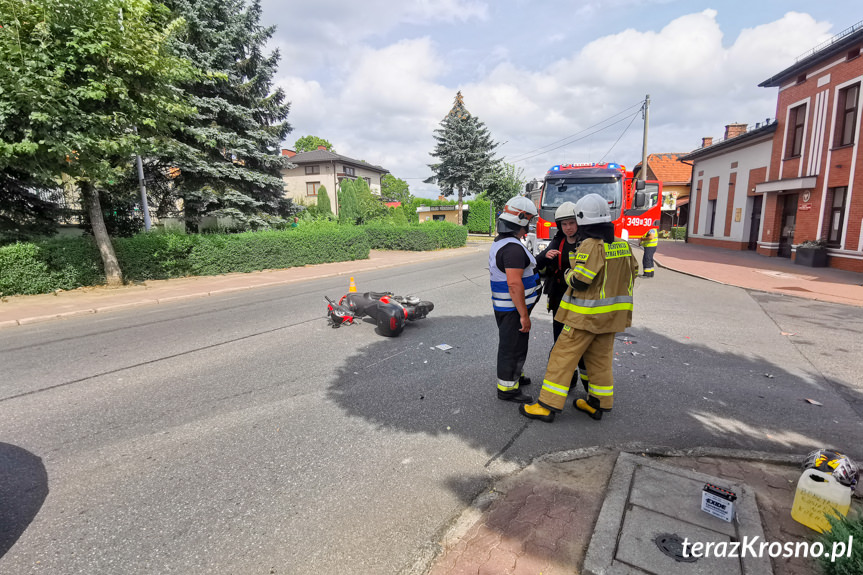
left=654, top=533, right=698, bottom=563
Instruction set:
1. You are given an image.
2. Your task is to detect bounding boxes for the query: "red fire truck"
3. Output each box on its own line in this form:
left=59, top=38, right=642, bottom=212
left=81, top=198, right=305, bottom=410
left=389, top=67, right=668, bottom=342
left=522, top=162, right=661, bottom=255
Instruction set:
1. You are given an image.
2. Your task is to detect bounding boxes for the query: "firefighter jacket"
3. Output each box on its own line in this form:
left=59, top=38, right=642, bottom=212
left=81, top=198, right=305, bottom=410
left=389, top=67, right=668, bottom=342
left=554, top=237, right=638, bottom=334
left=641, top=228, right=658, bottom=247
left=535, top=233, right=582, bottom=313
left=489, top=238, right=540, bottom=312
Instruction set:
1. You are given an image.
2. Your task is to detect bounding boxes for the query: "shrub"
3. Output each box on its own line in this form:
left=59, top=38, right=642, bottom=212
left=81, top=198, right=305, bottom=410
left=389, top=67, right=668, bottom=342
left=671, top=226, right=687, bottom=240
left=187, top=224, right=370, bottom=275
left=819, top=510, right=862, bottom=575
left=466, top=199, right=492, bottom=234
left=113, top=232, right=201, bottom=280
left=364, top=222, right=467, bottom=251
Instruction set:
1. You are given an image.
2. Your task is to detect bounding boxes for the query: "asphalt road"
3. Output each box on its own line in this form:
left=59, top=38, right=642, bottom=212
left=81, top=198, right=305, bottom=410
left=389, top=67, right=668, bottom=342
left=1, top=248, right=861, bottom=574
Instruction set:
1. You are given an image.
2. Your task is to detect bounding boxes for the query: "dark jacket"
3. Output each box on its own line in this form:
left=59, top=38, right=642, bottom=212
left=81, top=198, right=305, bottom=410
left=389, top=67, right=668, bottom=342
left=536, top=231, right=579, bottom=313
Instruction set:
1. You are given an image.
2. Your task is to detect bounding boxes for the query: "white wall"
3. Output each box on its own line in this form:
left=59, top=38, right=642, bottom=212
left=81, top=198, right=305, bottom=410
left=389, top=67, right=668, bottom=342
left=688, top=138, right=772, bottom=244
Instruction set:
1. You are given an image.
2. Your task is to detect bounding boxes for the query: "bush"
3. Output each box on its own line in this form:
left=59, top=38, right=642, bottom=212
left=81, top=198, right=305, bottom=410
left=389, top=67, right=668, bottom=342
left=114, top=232, right=201, bottom=281
left=187, top=224, right=370, bottom=275
left=466, top=199, right=492, bottom=234
left=0, top=239, right=102, bottom=295
left=364, top=222, right=467, bottom=251
left=819, top=510, right=863, bottom=575
left=671, top=226, right=686, bottom=240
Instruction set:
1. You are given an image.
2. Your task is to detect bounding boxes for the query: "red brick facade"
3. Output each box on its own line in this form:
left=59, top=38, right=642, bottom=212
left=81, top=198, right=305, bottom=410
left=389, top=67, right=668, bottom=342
left=757, top=33, right=863, bottom=272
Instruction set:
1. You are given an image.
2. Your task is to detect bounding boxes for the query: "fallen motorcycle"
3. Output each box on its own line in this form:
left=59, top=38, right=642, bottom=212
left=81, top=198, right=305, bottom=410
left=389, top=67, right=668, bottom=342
left=324, top=291, right=434, bottom=336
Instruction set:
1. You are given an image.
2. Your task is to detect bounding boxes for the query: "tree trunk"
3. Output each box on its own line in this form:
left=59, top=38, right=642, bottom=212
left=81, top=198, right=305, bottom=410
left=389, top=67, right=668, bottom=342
left=457, top=188, right=464, bottom=226
left=81, top=180, right=123, bottom=287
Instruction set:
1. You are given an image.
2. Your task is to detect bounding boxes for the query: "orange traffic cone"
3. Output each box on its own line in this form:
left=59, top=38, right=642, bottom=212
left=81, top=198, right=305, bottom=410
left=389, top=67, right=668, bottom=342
left=349, top=277, right=357, bottom=292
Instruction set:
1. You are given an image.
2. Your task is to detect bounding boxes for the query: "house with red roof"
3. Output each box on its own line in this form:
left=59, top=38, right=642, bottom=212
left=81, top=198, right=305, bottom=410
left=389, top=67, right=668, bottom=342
left=633, top=153, right=692, bottom=232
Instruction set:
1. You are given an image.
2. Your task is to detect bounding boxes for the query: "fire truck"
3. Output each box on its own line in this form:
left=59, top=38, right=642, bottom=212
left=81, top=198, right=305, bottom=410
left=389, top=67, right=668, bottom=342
left=522, top=162, right=661, bottom=255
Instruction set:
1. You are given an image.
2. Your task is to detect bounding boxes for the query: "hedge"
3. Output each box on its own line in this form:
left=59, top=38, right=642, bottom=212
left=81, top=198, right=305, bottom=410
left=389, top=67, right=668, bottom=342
left=671, top=226, right=687, bottom=240
left=465, top=199, right=492, bottom=234
left=0, top=222, right=467, bottom=296
left=364, top=221, right=467, bottom=251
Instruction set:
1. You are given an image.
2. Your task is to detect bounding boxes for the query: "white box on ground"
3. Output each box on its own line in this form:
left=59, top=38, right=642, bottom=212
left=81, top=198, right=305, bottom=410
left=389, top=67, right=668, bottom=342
left=701, top=483, right=736, bottom=522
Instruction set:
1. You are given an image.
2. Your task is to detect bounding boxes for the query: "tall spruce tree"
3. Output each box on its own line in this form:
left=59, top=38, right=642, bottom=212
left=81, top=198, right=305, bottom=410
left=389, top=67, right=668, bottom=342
left=158, top=0, right=293, bottom=230
left=426, top=92, right=498, bottom=225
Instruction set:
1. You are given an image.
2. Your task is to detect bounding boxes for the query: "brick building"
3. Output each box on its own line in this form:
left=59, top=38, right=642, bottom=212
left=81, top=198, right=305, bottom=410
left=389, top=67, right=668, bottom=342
left=754, top=22, right=863, bottom=271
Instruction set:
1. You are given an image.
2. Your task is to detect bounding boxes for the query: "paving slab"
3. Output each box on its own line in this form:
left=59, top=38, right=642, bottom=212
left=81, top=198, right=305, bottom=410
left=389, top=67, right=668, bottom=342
left=583, top=452, right=772, bottom=575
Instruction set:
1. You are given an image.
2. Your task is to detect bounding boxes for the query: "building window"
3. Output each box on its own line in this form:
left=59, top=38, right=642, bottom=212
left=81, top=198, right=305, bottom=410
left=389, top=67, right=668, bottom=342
left=305, top=165, right=320, bottom=175
left=363, top=177, right=371, bottom=186
left=836, top=84, right=860, bottom=147
left=432, top=214, right=446, bottom=222
left=343, top=166, right=355, bottom=177
left=828, top=187, right=847, bottom=245
left=707, top=200, right=717, bottom=235
left=306, top=182, right=321, bottom=196
left=786, top=104, right=806, bottom=157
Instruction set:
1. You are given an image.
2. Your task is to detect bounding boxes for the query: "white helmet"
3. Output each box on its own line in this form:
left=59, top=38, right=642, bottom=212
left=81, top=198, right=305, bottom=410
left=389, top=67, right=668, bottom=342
left=554, top=201, right=578, bottom=222
left=500, top=196, right=538, bottom=228
left=574, top=193, right=612, bottom=225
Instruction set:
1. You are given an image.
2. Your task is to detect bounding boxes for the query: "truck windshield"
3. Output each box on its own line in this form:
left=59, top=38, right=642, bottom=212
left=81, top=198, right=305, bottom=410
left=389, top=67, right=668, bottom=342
left=542, top=177, right=622, bottom=209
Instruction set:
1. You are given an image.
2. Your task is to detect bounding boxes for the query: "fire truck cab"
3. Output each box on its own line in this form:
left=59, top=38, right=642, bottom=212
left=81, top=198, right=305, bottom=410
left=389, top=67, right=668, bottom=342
left=522, top=162, right=660, bottom=256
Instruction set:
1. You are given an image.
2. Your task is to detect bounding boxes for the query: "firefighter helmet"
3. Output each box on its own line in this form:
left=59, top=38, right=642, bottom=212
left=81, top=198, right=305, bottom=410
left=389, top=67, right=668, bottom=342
left=499, top=196, right=538, bottom=228
left=554, top=201, right=578, bottom=223
left=574, top=194, right=612, bottom=225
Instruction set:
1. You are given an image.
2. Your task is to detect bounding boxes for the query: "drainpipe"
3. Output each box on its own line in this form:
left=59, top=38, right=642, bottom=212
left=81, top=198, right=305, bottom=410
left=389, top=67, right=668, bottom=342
left=680, top=159, right=696, bottom=243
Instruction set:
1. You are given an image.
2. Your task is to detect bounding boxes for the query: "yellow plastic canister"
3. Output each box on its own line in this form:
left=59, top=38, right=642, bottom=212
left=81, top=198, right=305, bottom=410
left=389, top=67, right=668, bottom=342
left=790, top=469, right=852, bottom=533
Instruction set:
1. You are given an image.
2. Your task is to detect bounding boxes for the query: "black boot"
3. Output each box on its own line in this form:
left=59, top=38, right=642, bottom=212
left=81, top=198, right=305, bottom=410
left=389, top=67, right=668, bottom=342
left=518, top=374, right=532, bottom=386
left=498, top=389, right=532, bottom=403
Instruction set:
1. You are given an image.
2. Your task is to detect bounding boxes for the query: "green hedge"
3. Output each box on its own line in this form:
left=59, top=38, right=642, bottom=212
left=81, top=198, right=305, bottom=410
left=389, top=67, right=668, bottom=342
left=671, top=226, right=686, bottom=240
left=0, top=222, right=468, bottom=296
left=466, top=199, right=492, bottom=234
left=364, top=221, right=467, bottom=251
left=188, top=225, right=369, bottom=275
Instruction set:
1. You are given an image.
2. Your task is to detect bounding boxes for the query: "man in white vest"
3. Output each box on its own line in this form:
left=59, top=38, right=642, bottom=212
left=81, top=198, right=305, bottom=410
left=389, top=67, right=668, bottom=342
left=489, top=196, right=540, bottom=403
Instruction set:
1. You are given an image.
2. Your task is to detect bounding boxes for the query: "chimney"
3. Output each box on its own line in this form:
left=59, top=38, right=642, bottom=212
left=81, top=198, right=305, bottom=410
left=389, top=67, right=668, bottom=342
left=317, top=145, right=327, bottom=150
left=701, top=137, right=713, bottom=148
left=281, top=149, right=297, bottom=157
left=724, top=123, right=748, bottom=140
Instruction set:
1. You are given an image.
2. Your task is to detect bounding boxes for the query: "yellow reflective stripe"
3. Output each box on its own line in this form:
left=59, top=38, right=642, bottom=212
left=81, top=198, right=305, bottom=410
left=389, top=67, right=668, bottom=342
left=643, top=267, right=654, bottom=273
left=574, top=265, right=596, bottom=279
left=498, top=380, right=518, bottom=392
left=560, top=301, right=633, bottom=315
left=643, top=240, right=658, bottom=247
left=542, top=380, right=569, bottom=397
left=589, top=384, right=613, bottom=396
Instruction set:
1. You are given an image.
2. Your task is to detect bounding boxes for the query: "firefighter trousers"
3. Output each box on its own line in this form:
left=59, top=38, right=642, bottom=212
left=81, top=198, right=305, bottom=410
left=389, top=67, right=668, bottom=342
left=538, top=327, right=616, bottom=412
left=552, top=318, right=589, bottom=393
left=642, top=246, right=656, bottom=277
left=494, top=305, right=534, bottom=392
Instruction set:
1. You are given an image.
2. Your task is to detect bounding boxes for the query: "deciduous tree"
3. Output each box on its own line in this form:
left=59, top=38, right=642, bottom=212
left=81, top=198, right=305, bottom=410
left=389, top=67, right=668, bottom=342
left=294, top=136, right=335, bottom=153
left=0, top=0, right=197, bottom=285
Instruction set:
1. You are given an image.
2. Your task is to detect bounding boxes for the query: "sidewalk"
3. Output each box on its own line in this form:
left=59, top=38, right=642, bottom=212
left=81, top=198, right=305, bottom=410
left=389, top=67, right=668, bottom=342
left=653, top=241, right=863, bottom=307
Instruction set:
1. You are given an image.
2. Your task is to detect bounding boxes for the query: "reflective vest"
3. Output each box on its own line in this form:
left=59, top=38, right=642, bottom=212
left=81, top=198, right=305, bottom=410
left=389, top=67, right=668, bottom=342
left=555, top=237, right=639, bottom=333
left=489, top=238, right=540, bottom=312
left=642, top=229, right=658, bottom=247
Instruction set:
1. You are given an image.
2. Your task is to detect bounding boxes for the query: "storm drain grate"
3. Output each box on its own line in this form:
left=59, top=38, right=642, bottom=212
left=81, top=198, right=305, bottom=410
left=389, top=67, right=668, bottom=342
left=654, top=533, right=698, bottom=563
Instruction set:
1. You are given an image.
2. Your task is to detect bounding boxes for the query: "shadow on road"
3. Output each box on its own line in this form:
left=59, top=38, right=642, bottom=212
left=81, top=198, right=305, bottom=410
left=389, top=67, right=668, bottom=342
left=326, top=314, right=863, bottom=485
left=0, top=442, right=48, bottom=558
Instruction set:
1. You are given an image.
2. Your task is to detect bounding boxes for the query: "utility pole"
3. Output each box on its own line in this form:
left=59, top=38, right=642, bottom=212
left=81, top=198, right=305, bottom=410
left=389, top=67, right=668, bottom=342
left=641, top=94, right=650, bottom=181
left=136, top=153, right=151, bottom=231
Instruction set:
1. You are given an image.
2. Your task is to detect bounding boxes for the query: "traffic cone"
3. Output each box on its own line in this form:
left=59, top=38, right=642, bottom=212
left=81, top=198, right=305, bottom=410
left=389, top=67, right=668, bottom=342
left=349, top=277, right=357, bottom=292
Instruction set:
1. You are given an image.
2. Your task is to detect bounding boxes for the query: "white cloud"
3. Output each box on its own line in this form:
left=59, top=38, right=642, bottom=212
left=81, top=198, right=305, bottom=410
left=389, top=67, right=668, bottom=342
left=272, top=7, right=845, bottom=197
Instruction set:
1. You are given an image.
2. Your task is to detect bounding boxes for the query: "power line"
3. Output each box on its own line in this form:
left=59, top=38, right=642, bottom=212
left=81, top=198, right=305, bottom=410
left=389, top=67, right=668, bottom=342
left=506, top=114, right=636, bottom=164
left=503, top=100, right=644, bottom=163
left=598, top=109, right=641, bottom=163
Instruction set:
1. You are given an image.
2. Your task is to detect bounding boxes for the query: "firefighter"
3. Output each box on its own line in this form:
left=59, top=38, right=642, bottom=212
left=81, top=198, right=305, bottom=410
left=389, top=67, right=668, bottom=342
left=519, top=193, right=638, bottom=422
left=640, top=227, right=658, bottom=277
left=535, top=201, right=590, bottom=395
left=490, top=195, right=540, bottom=403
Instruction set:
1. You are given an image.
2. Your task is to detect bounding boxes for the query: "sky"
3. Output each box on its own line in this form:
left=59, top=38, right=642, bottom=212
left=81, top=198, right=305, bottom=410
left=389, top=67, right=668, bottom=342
left=263, top=1, right=862, bottom=199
